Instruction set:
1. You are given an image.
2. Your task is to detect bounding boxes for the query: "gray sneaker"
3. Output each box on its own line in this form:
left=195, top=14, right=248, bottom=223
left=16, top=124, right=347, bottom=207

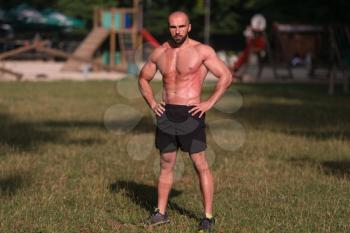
left=145, top=208, right=170, bottom=226
left=198, top=217, right=215, bottom=233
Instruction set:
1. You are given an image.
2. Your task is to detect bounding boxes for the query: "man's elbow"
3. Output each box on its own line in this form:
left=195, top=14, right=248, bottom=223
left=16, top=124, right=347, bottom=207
left=225, top=70, right=233, bottom=88
left=138, top=76, right=146, bottom=90
left=138, top=76, right=148, bottom=86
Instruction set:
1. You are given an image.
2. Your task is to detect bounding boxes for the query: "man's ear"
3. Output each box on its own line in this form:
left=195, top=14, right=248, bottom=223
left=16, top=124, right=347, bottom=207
left=188, top=24, right=192, bottom=32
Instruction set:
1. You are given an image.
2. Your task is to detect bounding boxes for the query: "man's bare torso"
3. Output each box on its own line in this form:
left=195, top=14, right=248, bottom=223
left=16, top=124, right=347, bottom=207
left=153, top=39, right=208, bottom=105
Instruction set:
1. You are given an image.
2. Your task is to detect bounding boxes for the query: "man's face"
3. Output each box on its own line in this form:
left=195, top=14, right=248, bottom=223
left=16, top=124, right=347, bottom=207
left=168, top=14, right=191, bottom=45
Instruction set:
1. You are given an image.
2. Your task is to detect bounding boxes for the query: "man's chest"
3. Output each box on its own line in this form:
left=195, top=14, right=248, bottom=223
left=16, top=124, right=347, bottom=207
left=156, top=47, right=203, bottom=76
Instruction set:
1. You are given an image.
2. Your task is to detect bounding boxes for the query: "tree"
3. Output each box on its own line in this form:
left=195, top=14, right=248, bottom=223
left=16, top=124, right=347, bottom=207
left=2, top=0, right=349, bottom=36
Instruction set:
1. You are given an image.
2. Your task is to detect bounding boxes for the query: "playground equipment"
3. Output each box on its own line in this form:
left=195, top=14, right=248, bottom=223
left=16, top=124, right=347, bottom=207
left=233, top=14, right=279, bottom=79
left=61, top=27, right=110, bottom=71
left=0, top=40, right=121, bottom=80
left=140, top=28, right=160, bottom=48
left=0, top=66, right=23, bottom=80
left=0, top=40, right=114, bottom=70
left=62, top=2, right=142, bottom=72
left=271, top=23, right=325, bottom=79
left=0, top=0, right=161, bottom=77
left=62, top=0, right=156, bottom=73
left=233, top=18, right=349, bottom=93
left=0, top=41, right=49, bottom=80
left=271, top=23, right=349, bottom=94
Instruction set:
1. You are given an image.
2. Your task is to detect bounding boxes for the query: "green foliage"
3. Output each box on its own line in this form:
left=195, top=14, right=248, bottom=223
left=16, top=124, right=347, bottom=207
left=1, top=0, right=350, bottom=35
left=143, top=0, right=246, bottom=36
left=56, top=0, right=116, bottom=22
left=210, top=0, right=241, bottom=34
left=253, top=0, right=350, bottom=23
left=0, top=0, right=55, bottom=9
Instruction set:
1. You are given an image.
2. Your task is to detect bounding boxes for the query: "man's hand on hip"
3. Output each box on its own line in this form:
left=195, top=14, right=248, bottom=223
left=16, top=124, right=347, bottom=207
left=188, top=101, right=213, bottom=118
left=152, top=101, right=166, bottom=117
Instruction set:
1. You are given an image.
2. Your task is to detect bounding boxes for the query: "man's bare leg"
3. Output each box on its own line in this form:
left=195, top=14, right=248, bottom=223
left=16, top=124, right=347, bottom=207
left=190, top=151, right=214, bottom=216
left=157, top=151, right=177, bottom=214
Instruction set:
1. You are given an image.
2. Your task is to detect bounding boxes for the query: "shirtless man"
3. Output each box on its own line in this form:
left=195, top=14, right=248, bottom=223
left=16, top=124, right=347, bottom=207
left=138, top=11, right=232, bottom=232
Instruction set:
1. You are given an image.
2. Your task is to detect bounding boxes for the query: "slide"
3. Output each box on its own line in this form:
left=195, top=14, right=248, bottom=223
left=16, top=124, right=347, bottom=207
left=140, top=28, right=160, bottom=48
left=62, top=27, right=109, bottom=71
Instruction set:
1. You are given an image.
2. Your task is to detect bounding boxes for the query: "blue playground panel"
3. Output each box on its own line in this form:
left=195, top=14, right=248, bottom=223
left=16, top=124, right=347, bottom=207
left=102, top=11, right=133, bottom=29
left=125, top=13, right=133, bottom=28
left=100, top=9, right=136, bottom=68
left=127, top=63, right=139, bottom=75
left=102, top=51, right=121, bottom=65
left=102, top=11, right=121, bottom=29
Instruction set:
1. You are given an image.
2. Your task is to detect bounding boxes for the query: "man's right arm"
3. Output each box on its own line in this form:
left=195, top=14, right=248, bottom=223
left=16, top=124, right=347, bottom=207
left=138, top=52, right=165, bottom=116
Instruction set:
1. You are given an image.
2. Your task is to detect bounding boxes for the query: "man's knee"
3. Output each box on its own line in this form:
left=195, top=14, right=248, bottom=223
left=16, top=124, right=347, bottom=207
left=160, top=152, right=176, bottom=171
left=195, top=161, right=211, bottom=174
left=191, top=153, right=211, bottom=174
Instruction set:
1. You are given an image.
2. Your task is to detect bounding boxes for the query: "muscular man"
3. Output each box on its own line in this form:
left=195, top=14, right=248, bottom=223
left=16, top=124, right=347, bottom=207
left=138, top=11, right=232, bottom=232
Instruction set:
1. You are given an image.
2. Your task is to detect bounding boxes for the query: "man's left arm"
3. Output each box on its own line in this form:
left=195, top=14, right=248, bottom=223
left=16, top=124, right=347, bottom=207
left=189, top=45, right=233, bottom=117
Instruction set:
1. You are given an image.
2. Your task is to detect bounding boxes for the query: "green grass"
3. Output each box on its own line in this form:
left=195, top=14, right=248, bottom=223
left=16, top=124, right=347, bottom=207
left=0, top=80, right=349, bottom=233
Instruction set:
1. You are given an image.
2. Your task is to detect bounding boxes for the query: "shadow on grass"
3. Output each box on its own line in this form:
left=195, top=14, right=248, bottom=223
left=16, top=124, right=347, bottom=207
left=288, top=157, right=350, bottom=179
left=0, top=111, right=155, bottom=153
left=132, top=117, right=156, bottom=133
left=108, top=180, right=199, bottom=220
left=231, top=102, right=350, bottom=140
left=2, top=83, right=347, bottom=153
left=42, top=120, right=105, bottom=129
left=0, top=113, right=63, bottom=152
left=207, top=83, right=350, bottom=140
left=0, top=173, right=30, bottom=197
left=235, top=83, right=350, bottom=100
left=322, top=160, right=350, bottom=177
left=0, top=113, right=109, bottom=153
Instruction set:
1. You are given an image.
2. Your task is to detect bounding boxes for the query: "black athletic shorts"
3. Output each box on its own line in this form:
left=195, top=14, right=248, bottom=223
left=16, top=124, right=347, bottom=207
left=155, top=104, right=207, bottom=154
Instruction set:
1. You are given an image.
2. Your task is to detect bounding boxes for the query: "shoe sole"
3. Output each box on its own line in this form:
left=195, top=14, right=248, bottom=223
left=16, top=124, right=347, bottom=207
left=144, top=219, right=170, bottom=227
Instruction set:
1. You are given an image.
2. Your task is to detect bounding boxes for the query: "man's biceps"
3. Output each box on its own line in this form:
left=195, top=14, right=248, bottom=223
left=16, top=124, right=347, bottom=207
left=205, top=59, right=226, bottom=74
left=144, top=61, right=157, bottom=71
left=141, top=64, right=157, bottom=78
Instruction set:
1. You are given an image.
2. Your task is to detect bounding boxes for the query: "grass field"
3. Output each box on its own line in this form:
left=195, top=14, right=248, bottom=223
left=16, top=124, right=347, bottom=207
left=0, top=80, right=349, bottom=233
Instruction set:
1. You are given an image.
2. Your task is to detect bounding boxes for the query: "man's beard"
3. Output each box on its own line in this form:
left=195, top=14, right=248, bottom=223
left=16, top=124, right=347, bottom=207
left=172, top=34, right=187, bottom=46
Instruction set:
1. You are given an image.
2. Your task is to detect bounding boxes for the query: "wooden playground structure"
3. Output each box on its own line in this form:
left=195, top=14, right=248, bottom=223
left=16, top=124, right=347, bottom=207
left=0, top=0, right=161, bottom=79
left=63, top=0, right=143, bottom=72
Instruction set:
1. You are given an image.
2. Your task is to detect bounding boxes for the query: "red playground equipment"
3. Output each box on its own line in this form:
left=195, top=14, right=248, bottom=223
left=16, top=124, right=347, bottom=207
left=233, top=26, right=266, bottom=71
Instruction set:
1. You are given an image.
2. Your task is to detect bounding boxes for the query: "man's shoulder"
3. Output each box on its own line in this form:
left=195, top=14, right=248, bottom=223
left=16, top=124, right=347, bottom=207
left=161, top=41, right=171, bottom=48
left=189, top=39, right=202, bottom=46
left=153, top=43, right=168, bottom=52
left=191, top=41, right=216, bottom=58
left=194, top=43, right=215, bottom=53
left=149, top=44, right=167, bottom=62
